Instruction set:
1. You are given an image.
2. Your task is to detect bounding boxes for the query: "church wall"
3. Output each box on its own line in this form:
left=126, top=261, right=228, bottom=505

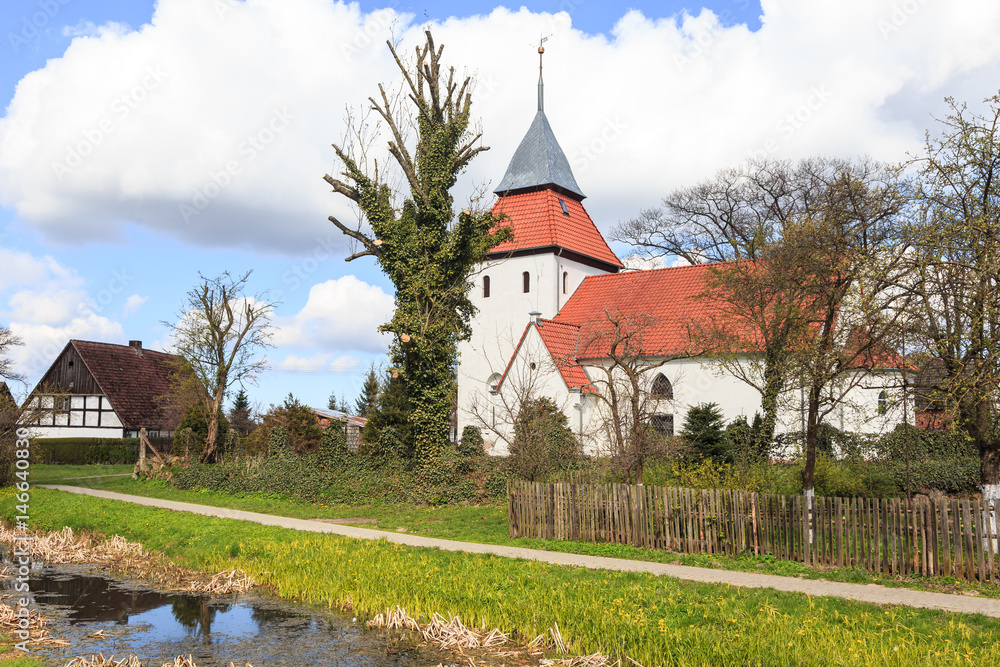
left=458, top=250, right=616, bottom=443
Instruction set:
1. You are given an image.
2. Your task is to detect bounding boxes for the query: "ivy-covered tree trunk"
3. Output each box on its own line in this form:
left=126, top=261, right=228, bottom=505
left=324, top=31, right=511, bottom=468
left=755, top=350, right=784, bottom=459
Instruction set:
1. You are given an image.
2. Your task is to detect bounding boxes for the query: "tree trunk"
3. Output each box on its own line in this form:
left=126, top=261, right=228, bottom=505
left=756, top=354, right=784, bottom=459
left=199, top=392, right=225, bottom=463
left=801, top=384, right=822, bottom=496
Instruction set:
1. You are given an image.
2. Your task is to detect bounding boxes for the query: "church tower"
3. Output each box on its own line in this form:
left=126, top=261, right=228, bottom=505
left=457, top=43, right=622, bottom=438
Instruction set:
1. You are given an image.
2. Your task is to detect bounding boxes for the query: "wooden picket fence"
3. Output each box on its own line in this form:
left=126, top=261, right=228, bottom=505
left=506, top=479, right=1000, bottom=582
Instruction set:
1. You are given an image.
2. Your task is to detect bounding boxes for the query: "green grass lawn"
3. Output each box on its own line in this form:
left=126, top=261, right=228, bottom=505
left=38, top=469, right=1000, bottom=600
left=5, top=486, right=1000, bottom=666
left=29, top=463, right=134, bottom=483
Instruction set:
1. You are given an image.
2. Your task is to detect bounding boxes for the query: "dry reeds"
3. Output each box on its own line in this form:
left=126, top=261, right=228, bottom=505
left=61, top=655, right=253, bottom=667
left=365, top=605, right=603, bottom=663
left=0, top=524, right=255, bottom=594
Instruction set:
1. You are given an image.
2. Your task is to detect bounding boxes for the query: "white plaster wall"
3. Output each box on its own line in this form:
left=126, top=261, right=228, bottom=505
left=458, top=251, right=617, bottom=441
left=31, top=426, right=124, bottom=439
left=462, top=325, right=582, bottom=455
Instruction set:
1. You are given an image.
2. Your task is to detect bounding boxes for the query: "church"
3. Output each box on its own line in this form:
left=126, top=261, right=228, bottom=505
left=455, top=62, right=905, bottom=456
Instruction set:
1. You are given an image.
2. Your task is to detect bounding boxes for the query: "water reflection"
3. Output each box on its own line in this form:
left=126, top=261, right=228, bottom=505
left=3, top=566, right=453, bottom=666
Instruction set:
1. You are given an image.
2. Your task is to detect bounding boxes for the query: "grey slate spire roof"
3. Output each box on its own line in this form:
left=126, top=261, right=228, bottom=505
left=494, top=66, right=585, bottom=200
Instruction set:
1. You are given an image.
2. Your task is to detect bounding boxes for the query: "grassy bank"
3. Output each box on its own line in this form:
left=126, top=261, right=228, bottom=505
left=42, top=471, right=1000, bottom=600
left=7, top=487, right=1000, bottom=665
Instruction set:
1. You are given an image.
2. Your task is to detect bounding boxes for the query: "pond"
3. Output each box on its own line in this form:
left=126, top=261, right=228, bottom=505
left=3, top=563, right=468, bottom=666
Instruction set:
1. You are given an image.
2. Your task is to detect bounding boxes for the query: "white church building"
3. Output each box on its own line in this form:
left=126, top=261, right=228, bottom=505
left=456, top=69, right=905, bottom=456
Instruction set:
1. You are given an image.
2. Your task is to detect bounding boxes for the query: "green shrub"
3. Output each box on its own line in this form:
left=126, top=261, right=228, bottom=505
left=170, top=425, right=508, bottom=506
left=876, top=425, right=976, bottom=462
left=887, top=458, right=980, bottom=494
left=509, top=397, right=582, bottom=481
left=31, top=437, right=138, bottom=465
left=681, top=403, right=731, bottom=462
left=458, top=425, right=485, bottom=457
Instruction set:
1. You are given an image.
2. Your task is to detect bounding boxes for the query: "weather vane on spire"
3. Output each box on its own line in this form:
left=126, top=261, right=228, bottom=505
left=536, top=34, right=551, bottom=113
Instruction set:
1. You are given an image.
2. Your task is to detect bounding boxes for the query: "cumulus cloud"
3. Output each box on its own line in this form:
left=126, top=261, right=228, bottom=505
left=1, top=0, right=998, bottom=255
left=266, top=352, right=360, bottom=374
left=272, top=275, right=394, bottom=353
left=121, top=294, right=147, bottom=317
left=0, top=247, right=133, bottom=383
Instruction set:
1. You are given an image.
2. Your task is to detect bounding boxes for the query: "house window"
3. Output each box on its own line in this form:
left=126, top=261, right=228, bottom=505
left=651, top=414, right=674, bottom=436
left=523, top=271, right=530, bottom=293
left=483, top=275, right=491, bottom=298
left=877, top=390, right=888, bottom=415
left=559, top=199, right=569, bottom=216
left=651, top=374, right=673, bottom=400
left=563, top=271, right=568, bottom=294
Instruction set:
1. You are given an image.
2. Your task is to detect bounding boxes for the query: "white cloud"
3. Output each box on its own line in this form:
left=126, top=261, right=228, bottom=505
left=0, top=1, right=998, bottom=255
left=0, top=248, right=124, bottom=381
left=266, top=352, right=360, bottom=373
left=121, top=294, right=147, bottom=317
left=273, top=275, right=393, bottom=353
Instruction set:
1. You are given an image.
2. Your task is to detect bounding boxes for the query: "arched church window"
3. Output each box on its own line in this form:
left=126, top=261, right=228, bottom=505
left=651, top=373, right=673, bottom=400
left=523, top=271, right=530, bottom=293
left=877, top=390, right=888, bottom=415
left=563, top=271, right=568, bottom=294
left=483, top=275, right=490, bottom=298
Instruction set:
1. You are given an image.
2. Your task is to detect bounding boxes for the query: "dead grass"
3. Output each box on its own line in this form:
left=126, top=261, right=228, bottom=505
left=0, top=525, right=254, bottom=595
left=367, top=606, right=608, bottom=666
left=61, top=656, right=252, bottom=667
left=0, top=597, right=70, bottom=648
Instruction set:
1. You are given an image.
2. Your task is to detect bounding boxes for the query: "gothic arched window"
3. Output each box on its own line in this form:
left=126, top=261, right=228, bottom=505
left=523, top=271, right=530, bottom=293
left=651, top=373, right=673, bottom=400
left=483, top=275, right=490, bottom=298
left=877, top=390, right=888, bottom=415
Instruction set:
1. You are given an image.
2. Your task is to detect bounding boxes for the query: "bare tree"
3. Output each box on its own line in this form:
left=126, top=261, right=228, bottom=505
left=579, top=309, right=693, bottom=483
left=615, top=156, right=906, bottom=480
left=165, top=271, right=273, bottom=463
left=894, top=92, right=1000, bottom=498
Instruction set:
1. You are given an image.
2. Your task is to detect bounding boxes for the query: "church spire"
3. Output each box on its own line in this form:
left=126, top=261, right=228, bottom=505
left=494, top=37, right=586, bottom=200
left=537, top=37, right=545, bottom=112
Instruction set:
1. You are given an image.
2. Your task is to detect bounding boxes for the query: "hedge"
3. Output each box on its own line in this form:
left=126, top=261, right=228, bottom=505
left=31, top=437, right=139, bottom=465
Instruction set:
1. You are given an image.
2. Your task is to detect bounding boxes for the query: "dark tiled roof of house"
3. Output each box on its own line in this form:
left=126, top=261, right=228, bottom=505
left=71, top=340, right=187, bottom=430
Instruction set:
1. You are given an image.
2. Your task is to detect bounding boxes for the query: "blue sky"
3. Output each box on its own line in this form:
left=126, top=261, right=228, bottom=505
left=0, top=0, right=997, bottom=415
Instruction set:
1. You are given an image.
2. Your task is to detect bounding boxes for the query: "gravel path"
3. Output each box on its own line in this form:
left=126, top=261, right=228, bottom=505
left=39, top=484, right=1000, bottom=618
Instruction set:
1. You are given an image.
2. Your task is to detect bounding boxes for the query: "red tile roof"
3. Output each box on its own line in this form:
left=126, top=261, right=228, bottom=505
left=489, top=189, right=623, bottom=268
left=553, top=263, right=719, bottom=358
left=497, top=319, right=596, bottom=393
left=71, top=340, right=190, bottom=431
